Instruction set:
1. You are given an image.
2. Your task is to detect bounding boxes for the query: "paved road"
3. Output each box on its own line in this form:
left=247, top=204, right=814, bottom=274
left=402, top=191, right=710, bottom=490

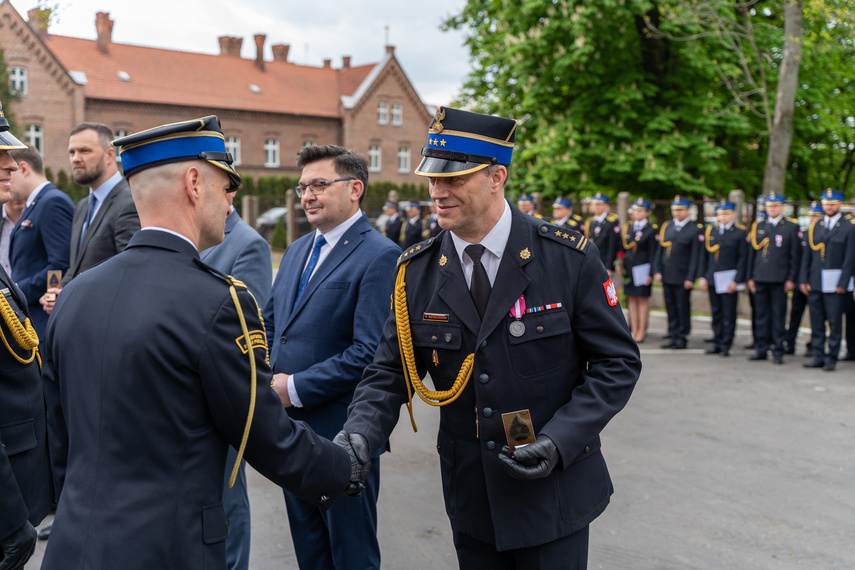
left=27, top=312, right=854, bottom=568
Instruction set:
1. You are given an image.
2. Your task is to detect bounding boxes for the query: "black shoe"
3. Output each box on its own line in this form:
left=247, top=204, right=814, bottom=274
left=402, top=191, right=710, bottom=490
left=748, top=353, right=767, bottom=361
left=37, top=522, right=52, bottom=540
left=660, top=341, right=676, bottom=349
left=704, top=337, right=715, bottom=343
left=672, top=342, right=687, bottom=350
left=719, top=349, right=730, bottom=357
left=744, top=343, right=756, bottom=350
left=661, top=333, right=672, bottom=339
left=773, top=356, right=784, bottom=365
left=842, top=353, right=855, bottom=361
left=803, top=359, right=824, bottom=369
left=705, top=346, right=720, bottom=354
left=823, top=361, right=837, bottom=371
left=785, top=347, right=795, bottom=355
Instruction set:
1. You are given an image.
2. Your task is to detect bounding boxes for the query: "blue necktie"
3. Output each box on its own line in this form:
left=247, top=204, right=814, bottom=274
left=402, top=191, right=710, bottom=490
left=79, top=194, right=99, bottom=249
left=294, top=235, right=326, bottom=307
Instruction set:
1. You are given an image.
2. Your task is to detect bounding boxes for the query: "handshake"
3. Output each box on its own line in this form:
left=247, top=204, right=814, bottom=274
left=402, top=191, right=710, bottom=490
left=332, top=430, right=371, bottom=498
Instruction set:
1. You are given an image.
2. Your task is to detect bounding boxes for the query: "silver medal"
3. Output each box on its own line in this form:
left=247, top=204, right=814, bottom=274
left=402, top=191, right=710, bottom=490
left=509, top=320, right=526, bottom=337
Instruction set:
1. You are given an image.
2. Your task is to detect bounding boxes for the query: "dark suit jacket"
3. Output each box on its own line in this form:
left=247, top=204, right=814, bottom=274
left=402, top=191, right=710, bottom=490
left=41, top=230, right=349, bottom=570
left=200, top=210, right=272, bottom=304
left=654, top=220, right=704, bottom=285
left=63, top=178, right=140, bottom=286
left=0, top=265, right=52, bottom=541
left=402, top=217, right=424, bottom=250
left=699, top=225, right=748, bottom=283
left=799, top=217, right=855, bottom=290
left=9, top=183, right=75, bottom=336
left=747, top=217, right=801, bottom=284
left=263, top=213, right=400, bottom=441
left=345, top=204, right=641, bottom=551
left=384, top=214, right=403, bottom=248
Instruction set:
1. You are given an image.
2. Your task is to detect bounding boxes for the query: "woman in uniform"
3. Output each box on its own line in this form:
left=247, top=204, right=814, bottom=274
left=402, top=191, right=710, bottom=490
left=622, top=198, right=658, bottom=342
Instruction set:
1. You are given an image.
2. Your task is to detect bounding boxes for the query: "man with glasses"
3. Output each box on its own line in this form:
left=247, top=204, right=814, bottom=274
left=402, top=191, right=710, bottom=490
left=264, top=145, right=400, bottom=569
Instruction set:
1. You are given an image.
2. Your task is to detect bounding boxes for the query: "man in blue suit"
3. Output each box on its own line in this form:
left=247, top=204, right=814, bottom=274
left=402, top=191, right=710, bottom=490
left=264, top=145, right=400, bottom=570
left=201, top=199, right=272, bottom=570
left=8, top=145, right=74, bottom=337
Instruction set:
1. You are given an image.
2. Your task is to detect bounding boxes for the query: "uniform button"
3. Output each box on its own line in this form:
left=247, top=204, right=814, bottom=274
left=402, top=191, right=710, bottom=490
left=431, top=335, right=438, bottom=343
left=280, top=336, right=287, bottom=343
left=584, top=446, right=591, bottom=453
left=482, top=407, right=493, bottom=418
left=479, top=373, right=489, bottom=384
left=536, top=326, right=544, bottom=334
left=486, top=441, right=496, bottom=450
left=480, top=340, right=487, bottom=348
left=540, top=226, right=548, bottom=233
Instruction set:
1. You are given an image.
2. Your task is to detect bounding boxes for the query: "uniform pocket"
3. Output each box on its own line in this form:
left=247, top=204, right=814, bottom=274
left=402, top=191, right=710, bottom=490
left=411, top=322, right=462, bottom=351
left=436, top=429, right=456, bottom=520
left=507, top=310, right=572, bottom=379
left=0, top=418, right=36, bottom=456
left=202, top=502, right=228, bottom=544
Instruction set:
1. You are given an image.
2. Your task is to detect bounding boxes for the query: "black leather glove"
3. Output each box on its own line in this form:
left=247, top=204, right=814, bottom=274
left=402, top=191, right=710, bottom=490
left=332, top=430, right=371, bottom=498
left=498, top=434, right=560, bottom=481
left=0, top=521, right=37, bottom=570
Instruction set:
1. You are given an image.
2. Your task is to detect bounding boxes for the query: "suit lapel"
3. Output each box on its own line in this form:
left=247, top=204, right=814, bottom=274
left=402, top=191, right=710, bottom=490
left=436, top=236, right=482, bottom=336
left=78, top=190, right=115, bottom=255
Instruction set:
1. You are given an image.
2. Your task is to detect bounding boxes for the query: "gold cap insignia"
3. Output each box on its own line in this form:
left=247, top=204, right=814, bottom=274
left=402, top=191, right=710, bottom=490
left=431, top=108, right=446, bottom=134
left=520, top=248, right=531, bottom=260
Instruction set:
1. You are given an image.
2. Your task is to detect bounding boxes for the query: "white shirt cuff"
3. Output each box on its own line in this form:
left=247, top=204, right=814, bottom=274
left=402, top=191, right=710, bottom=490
left=287, top=374, right=303, bottom=408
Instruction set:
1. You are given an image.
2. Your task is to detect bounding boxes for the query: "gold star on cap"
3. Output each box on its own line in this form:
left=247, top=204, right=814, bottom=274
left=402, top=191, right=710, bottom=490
left=439, top=254, right=447, bottom=266
left=440, top=139, right=446, bottom=147
left=520, top=248, right=531, bottom=260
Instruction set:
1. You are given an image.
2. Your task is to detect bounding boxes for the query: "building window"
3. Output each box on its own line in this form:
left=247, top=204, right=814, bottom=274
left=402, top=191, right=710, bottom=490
left=397, top=146, right=410, bottom=173
left=226, top=136, right=241, bottom=166
left=392, top=103, right=403, bottom=126
left=25, top=124, right=43, bottom=153
left=302, top=140, right=316, bottom=148
left=368, top=145, right=381, bottom=172
left=377, top=102, right=388, bottom=125
left=113, top=130, right=129, bottom=161
left=9, top=67, right=27, bottom=96
left=264, top=139, right=280, bottom=168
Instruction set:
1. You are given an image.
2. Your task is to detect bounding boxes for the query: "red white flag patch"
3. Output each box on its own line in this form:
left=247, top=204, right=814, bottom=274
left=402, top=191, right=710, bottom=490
left=603, top=278, right=618, bottom=306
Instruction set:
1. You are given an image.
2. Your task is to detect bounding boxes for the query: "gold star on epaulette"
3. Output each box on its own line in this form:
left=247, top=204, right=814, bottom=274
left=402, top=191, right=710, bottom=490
left=416, top=245, right=421, bottom=250
left=570, top=235, right=577, bottom=242
left=520, top=248, right=531, bottom=260
left=562, top=232, right=569, bottom=239
left=439, top=254, right=447, bottom=266
left=408, top=248, right=415, bottom=255
left=555, top=230, right=562, bottom=237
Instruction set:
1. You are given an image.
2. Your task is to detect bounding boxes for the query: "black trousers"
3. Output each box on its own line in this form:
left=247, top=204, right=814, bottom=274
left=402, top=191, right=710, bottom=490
left=663, top=284, right=691, bottom=345
left=843, top=293, right=855, bottom=356
left=807, top=291, right=845, bottom=363
left=786, top=289, right=808, bottom=349
left=453, top=526, right=589, bottom=570
left=709, top=288, right=738, bottom=351
left=754, top=281, right=787, bottom=358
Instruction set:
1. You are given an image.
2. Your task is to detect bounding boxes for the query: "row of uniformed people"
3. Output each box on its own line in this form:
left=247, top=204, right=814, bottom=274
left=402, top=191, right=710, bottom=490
left=382, top=200, right=443, bottom=249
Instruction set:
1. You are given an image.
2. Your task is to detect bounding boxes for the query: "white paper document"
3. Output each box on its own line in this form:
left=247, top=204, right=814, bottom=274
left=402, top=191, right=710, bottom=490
left=713, top=270, right=745, bottom=294
left=821, top=269, right=842, bottom=293
left=631, top=263, right=651, bottom=287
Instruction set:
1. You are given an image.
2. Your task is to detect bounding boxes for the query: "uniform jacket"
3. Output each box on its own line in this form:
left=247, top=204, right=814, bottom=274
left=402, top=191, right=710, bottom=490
left=699, top=224, right=748, bottom=283
left=654, top=220, right=704, bottom=285
left=746, top=217, right=800, bottom=283
left=422, top=214, right=442, bottom=240
left=344, top=204, right=641, bottom=551
left=263, top=213, right=400, bottom=441
left=200, top=209, right=272, bottom=303
left=9, top=182, right=75, bottom=336
left=384, top=214, right=403, bottom=248
left=401, top=216, right=424, bottom=250
left=0, top=265, right=52, bottom=541
left=42, top=230, right=350, bottom=570
left=799, top=217, right=855, bottom=290
left=551, top=214, right=583, bottom=232
left=621, top=221, right=658, bottom=274
left=584, top=213, right=621, bottom=271
left=63, top=178, right=140, bottom=286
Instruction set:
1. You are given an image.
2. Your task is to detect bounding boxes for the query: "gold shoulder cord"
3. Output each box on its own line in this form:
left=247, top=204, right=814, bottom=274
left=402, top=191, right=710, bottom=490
left=704, top=226, right=720, bottom=262
left=395, top=260, right=473, bottom=433
left=226, top=279, right=268, bottom=489
left=0, top=293, right=40, bottom=368
left=659, top=221, right=673, bottom=259
left=620, top=222, right=637, bottom=252
left=749, top=220, right=770, bottom=259
left=807, top=219, right=825, bottom=261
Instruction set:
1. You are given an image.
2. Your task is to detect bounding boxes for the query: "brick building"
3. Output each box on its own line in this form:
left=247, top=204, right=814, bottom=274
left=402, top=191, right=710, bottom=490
left=0, top=1, right=433, bottom=184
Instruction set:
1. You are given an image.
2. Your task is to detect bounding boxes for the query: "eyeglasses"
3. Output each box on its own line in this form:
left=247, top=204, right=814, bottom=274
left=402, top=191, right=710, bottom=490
left=293, top=178, right=355, bottom=197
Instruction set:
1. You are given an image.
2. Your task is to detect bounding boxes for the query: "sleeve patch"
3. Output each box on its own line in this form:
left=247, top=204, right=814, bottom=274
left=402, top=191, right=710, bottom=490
left=235, top=330, right=267, bottom=354
left=603, top=278, right=618, bottom=306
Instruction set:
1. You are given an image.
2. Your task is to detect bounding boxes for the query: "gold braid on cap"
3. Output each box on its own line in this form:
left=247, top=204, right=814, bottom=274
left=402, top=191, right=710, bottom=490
left=749, top=220, right=770, bottom=258
left=0, top=294, right=40, bottom=368
left=704, top=226, right=720, bottom=262
left=225, top=278, right=269, bottom=489
left=807, top=219, right=826, bottom=261
left=621, top=222, right=637, bottom=252
left=659, top=222, right=673, bottom=260
left=395, top=260, right=473, bottom=433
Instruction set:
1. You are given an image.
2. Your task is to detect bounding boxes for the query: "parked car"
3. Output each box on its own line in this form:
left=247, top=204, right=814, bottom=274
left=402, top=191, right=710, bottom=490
left=255, top=205, right=313, bottom=241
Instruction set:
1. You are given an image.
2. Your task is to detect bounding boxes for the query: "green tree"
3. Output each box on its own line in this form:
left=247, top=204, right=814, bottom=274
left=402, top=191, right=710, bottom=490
left=270, top=218, right=287, bottom=249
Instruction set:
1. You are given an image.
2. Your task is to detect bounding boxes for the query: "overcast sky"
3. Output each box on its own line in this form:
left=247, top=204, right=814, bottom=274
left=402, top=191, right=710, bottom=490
left=11, top=0, right=472, bottom=106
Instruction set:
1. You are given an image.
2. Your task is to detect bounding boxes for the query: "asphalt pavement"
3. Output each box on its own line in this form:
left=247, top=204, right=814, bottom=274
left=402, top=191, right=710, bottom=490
left=27, top=311, right=855, bottom=569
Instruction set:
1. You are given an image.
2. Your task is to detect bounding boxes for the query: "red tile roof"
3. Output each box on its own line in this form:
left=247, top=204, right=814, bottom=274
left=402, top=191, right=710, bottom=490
left=43, top=35, right=377, bottom=118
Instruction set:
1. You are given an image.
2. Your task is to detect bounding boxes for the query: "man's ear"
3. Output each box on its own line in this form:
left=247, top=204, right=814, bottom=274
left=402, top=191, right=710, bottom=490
left=17, top=160, right=30, bottom=177
left=351, top=179, right=364, bottom=203
left=184, top=166, right=202, bottom=204
left=490, top=165, right=508, bottom=193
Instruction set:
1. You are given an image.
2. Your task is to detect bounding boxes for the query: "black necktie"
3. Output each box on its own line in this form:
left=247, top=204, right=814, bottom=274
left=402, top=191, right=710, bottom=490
left=465, top=244, right=491, bottom=319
